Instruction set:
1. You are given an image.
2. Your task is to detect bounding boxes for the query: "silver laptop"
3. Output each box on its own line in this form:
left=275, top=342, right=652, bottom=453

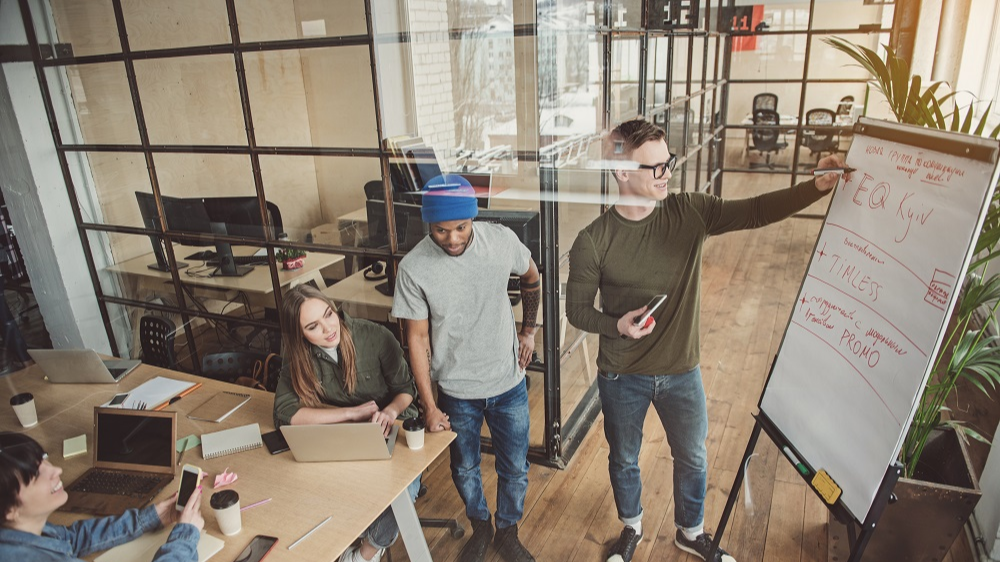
left=29, top=349, right=141, bottom=383
left=280, top=422, right=399, bottom=462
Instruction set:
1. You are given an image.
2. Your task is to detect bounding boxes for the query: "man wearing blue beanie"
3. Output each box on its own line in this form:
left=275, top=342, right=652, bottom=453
left=393, top=174, right=541, bottom=562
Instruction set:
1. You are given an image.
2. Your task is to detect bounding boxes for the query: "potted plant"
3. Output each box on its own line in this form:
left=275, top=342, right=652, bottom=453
left=826, top=37, right=1000, bottom=560
left=276, top=248, right=307, bottom=270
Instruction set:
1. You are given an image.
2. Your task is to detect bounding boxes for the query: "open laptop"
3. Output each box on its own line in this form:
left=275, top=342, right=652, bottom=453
left=29, top=349, right=141, bottom=383
left=280, top=422, right=399, bottom=462
left=61, top=408, right=177, bottom=515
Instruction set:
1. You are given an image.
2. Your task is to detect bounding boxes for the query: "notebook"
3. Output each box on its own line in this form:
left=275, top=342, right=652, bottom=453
left=201, top=423, right=263, bottom=459
left=187, top=391, right=251, bottom=422
left=280, top=422, right=399, bottom=462
left=95, top=527, right=224, bottom=562
left=29, top=349, right=140, bottom=383
left=101, top=376, right=200, bottom=410
left=61, top=408, right=176, bottom=516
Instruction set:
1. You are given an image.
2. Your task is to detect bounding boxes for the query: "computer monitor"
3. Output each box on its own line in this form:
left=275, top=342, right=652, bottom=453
left=134, top=192, right=187, bottom=272
left=475, top=209, right=542, bottom=269
left=364, top=199, right=427, bottom=296
left=201, top=197, right=283, bottom=240
left=155, top=196, right=259, bottom=277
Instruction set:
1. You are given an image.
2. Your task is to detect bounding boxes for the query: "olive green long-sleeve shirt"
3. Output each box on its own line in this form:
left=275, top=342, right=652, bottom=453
left=566, top=179, right=826, bottom=376
left=273, top=314, right=418, bottom=427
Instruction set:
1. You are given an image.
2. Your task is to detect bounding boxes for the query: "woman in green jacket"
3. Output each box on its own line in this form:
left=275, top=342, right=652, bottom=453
left=273, top=285, right=418, bottom=562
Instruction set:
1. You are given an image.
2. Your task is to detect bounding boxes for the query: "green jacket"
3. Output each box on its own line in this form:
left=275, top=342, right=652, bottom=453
left=272, top=314, right=417, bottom=427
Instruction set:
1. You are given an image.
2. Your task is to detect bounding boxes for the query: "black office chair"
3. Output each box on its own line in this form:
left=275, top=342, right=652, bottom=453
left=200, top=350, right=270, bottom=384
left=750, top=109, right=788, bottom=169
left=836, top=95, right=855, bottom=118
left=364, top=180, right=386, bottom=201
left=753, top=92, right=778, bottom=113
left=139, top=315, right=178, bottom=369
left=799, top=108, right=840, bottom=165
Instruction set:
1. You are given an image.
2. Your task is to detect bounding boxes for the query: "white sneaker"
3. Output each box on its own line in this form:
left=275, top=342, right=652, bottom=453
left=339, top=544, right=384, bottom=562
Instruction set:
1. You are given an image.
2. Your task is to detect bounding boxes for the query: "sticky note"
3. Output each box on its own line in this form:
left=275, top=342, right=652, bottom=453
left=63, top=434, right=87, bottom=459
left=812, top=469, right=842, bottom=505
left=176, top=435, right=200, bottom=452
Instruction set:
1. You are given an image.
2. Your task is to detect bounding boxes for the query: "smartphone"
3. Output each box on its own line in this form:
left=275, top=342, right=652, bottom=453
left=175, top=464, right=204, bottom=511
left=233, top=535, right=278, bottom=562
left=261, top=429, right=290, bottom=455
left=633, top=294, right=668, bottom=327
left=108, top=393, right=129, bottom=407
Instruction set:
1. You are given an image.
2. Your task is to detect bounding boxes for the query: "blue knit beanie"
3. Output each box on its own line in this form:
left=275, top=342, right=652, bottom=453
left=421, top=174, right=479, bottom=223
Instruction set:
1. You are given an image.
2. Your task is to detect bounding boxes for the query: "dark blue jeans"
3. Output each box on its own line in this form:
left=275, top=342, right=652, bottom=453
left=597, top=366, right=708, bottom=530
left=438, top=379, right=530, bottom=530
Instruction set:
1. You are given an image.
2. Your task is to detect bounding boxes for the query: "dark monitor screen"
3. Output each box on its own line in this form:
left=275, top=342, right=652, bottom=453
left=96, top=410, right=174, bottom=468
left=202, top=197, right=282, bottom=240
left=475, top=209, right=541, bottom=268
left=365, top=199, right=427, bottom=253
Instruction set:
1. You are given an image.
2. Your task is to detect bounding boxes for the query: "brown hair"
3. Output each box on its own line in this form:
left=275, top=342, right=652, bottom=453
left=603, top=117, right=667, bottom=161
left=280, top=285, right=359, bottom=407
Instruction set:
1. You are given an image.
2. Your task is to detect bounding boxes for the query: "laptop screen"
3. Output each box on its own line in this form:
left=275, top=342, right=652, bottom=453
left=96, top=409, right=174, bottom=468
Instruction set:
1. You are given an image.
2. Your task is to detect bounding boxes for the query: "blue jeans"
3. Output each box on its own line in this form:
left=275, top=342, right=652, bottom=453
left=365, top=477, right=422, bottom=549
left=598, top=366, right=708, bottom=530
left=438, top=379, right=530, bottom=530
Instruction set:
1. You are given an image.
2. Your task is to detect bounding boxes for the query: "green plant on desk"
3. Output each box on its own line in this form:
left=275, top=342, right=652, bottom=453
left=276, top=248, right=307, bottom=270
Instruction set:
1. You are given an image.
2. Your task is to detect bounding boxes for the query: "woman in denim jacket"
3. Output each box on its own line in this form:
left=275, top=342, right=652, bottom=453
left=0, top=432, right=203, bottom=562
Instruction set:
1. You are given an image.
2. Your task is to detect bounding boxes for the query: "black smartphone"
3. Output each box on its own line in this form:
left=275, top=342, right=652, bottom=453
left=108, top=393, right=129, bottom=407
left=233, top=535, right=278, bottom=562
left=262, top=429, right=290, bottom=455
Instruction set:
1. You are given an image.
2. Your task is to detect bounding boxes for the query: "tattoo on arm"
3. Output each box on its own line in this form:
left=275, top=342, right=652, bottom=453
left=520, top=285, right=541, bottom=330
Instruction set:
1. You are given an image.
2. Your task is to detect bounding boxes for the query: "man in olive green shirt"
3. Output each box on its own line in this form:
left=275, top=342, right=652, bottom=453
left=566, top=118, right=846, bottom=562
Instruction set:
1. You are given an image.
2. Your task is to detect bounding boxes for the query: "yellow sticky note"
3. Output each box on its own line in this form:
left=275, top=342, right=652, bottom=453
left=63, top=434, right=87, bottom=459
left=812, top=469, right=842, bottom=505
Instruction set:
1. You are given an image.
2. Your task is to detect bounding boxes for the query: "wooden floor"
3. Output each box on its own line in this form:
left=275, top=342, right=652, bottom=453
left=390, top=173, right=976, bottom=562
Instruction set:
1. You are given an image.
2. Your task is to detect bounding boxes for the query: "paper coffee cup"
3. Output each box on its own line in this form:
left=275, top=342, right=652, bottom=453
left=403, top=417, right=425, bottom=450
left=10, top=393, right=37, bottom=428
left=210, top=490, right=241, bottom=536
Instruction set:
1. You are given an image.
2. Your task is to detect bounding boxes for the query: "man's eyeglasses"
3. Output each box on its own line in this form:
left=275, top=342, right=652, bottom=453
left=637, top=154, right=677, bottom=179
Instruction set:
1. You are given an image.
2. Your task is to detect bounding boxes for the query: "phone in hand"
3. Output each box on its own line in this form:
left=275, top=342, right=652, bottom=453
left=175, top=464, right=203, bottom=511
left=233, top=535, right=278, bottom=562
left=633, top=294, right=668, bottom=328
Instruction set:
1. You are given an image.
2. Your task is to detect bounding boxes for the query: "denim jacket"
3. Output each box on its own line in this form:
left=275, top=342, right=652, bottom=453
left=0, top=505, right=199, bottom=562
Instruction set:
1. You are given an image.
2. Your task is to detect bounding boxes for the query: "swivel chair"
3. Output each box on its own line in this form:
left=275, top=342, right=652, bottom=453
left=749, top=109, right=788, bottom=169
left=799, top=108, right=840, bottom=166
left=139, top=315, right=178, bottom=369
left=753, top=92, right=778, bottom=113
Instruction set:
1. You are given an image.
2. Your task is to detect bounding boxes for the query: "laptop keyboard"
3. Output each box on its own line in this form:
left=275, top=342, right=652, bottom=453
left=68, top=470, right=162, bottom=497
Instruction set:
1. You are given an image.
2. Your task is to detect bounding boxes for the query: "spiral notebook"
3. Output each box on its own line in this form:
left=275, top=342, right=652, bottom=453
left=187, top=391, right=251, bottom=423
left=201, top=423, right=262, bottom=459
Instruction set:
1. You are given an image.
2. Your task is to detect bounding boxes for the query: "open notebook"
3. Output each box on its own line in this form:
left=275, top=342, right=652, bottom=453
left=95, top=527, right=223, bottom=562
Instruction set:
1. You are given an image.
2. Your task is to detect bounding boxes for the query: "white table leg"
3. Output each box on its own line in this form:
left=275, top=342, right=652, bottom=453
left=391, top=490, right=432, bottom=562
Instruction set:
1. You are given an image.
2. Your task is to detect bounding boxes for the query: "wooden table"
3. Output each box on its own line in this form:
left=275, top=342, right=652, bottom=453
left=0, top=363, right=452, bottom=562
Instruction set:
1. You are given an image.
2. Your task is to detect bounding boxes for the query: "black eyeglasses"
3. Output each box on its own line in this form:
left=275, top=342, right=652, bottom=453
left=637, top=154, right=677, bottom=179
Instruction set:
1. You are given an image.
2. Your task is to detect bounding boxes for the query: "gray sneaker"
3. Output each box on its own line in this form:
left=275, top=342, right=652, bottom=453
left=674, top=531, right=737, bottom=562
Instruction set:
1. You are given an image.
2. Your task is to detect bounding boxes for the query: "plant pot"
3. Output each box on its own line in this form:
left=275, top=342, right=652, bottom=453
left=282, top=257, right=305, bottom=270
left=830, top=427, right=982, bottom=561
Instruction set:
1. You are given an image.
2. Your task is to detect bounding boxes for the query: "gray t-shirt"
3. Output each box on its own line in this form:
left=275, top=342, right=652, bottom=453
left=392, top=222, right=531, bottom=399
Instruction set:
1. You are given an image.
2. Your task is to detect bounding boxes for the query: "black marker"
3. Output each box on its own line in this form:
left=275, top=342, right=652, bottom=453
left=812, top=167, right=856, bottom=176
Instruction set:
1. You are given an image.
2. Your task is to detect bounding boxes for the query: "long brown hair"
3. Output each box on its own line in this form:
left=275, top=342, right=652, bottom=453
left=280, top=285, right=359, bottom=407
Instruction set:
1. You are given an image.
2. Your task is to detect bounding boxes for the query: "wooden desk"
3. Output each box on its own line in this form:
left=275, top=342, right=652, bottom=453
left=107, top=247, right=345, bottom=306
left=0, top=364, right=452, bottom=562
left=323, top=269, right=543, bottom=328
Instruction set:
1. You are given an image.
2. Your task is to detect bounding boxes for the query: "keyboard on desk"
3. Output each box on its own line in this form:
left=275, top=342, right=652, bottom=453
left=68, top=470, right=163, bottom=497
left=207, top=254, right=268, bottom=267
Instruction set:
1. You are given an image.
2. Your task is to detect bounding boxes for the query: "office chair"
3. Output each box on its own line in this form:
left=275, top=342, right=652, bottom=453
left=139, top=315, right=178, bottom=369
left=364, top=180, right=385, bottom=201
left=800, top=109, right=840, bottom=165
left=836, top=95, right=854, bottom=118
left=749, top=109, right=788, bottom=169
left=200, top=350, right=270, bottom=384
left=753, top=92, right=778, bottom=113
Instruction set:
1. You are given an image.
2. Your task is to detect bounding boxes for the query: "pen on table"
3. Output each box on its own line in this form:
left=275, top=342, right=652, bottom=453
left=812, top=167, right=856, bottom=176
left=240, top=498, right=272, bottom=512
left=782, top=446, right=810, bottom=476
left=176, top=436, right=188, bottom=466
left=288, top=515, right=332, bottom=550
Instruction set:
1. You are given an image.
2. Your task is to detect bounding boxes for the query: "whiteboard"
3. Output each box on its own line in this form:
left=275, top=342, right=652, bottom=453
left=760, top=118, right=1000, bottom=522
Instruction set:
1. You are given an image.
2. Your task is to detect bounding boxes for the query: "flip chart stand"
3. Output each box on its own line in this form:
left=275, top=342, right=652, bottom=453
left=710, top=368, right=902, bottom=562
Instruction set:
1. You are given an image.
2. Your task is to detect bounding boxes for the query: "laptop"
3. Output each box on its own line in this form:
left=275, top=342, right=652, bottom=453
left=61, top=408, right=177, bottom=515
left=29, top=349, right=141, bottom=383
left=280, top=422, right=399, bottom=462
